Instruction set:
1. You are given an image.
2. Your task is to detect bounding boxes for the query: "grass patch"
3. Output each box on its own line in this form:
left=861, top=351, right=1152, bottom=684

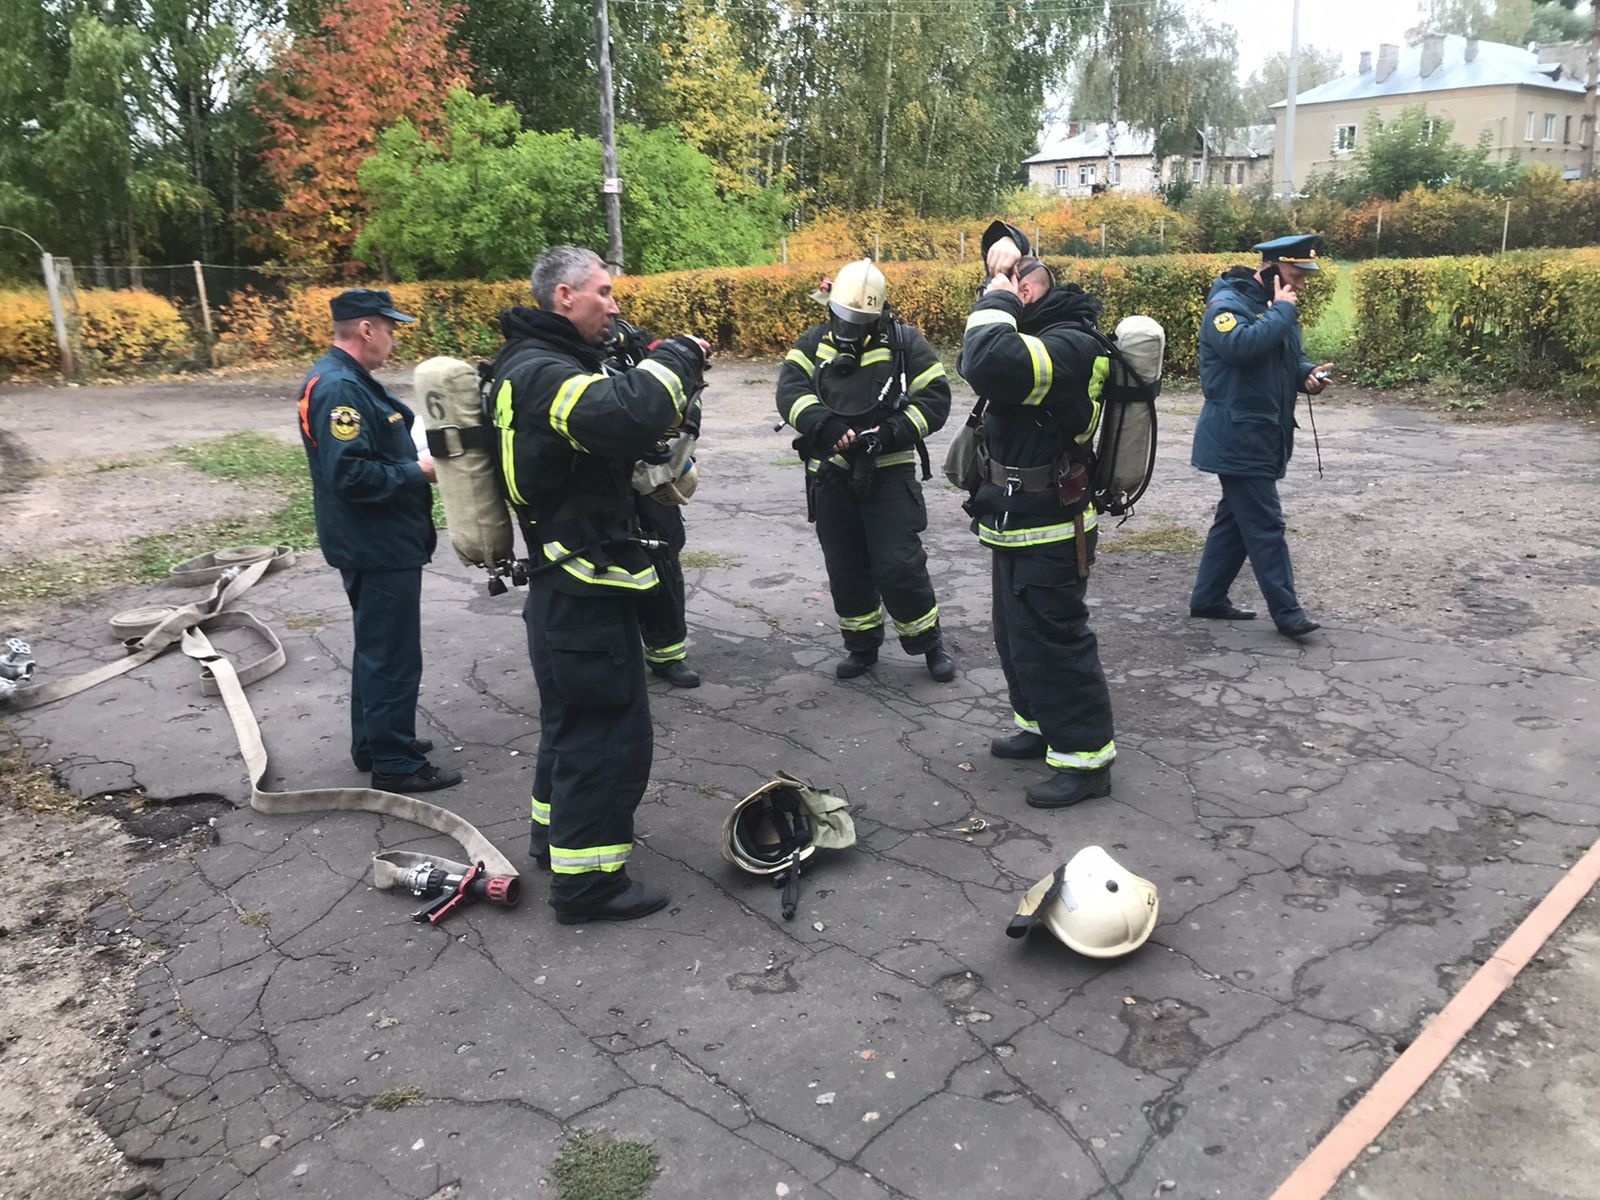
left=0, top=555, right=145, bottom=605
left=0, top=744, right=88, bottom=817
left=771, top=456, right=803, bottom=468
left=552, top=1130, right=659, bottom=1200
left=239, top=910, right=268, bottom=926
left=283, top=613, right=328, bottom=630
left=1099, top=522, right=1204, bottom=554
left=679, top=550, right=741, bottom=570
left=172, top=432, right=305, bottom=482
left=1303, top=268, right=1354, bottom=367
left=372, top=1085, right=424, bottom=1111
left=1166, top=403, right=1202, bottom=417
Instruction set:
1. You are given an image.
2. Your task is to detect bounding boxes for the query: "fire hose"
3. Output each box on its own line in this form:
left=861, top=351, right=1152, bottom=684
left=2, top=546, right=518, bottom=923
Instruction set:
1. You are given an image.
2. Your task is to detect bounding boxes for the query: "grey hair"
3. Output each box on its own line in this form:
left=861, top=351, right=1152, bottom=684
left=531, top=246, right=605, bottom=309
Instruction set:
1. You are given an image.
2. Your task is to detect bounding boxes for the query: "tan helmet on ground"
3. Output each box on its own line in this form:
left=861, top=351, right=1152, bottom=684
left=721, top=772, right=855, bottom=920
left=1005, top=845, right=1159, bottom=958
left=827, top=259, right=888, bottom=345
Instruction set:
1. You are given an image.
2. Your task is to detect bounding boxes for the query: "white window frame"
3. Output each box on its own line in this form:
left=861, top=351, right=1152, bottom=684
left=1055, top=166, right=1070, bottom=187
left=1525, top=111, right=1536, bottom=141
left=1078, top=163, right=1096, bottom=186
left=1422, top=118, right=1440, bottom=141
left=1108, top=160, right=1121, bottom=184
left=1565, top=115, right=1573, bottom=144
left=1334, top=123, right=1357, bottom=154
left=1191, top=159, right=1203, bottom=182
left=1543, top=113, right=1557, bottom=142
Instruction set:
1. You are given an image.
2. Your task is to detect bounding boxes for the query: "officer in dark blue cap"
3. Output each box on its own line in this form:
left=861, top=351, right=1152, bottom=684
left=1188, top=234, right=1334, bottom=639
left=297, top=289, right=462, bottom=792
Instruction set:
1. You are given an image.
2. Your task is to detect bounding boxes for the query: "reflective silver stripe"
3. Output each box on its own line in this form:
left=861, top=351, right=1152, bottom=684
left=543, top=541, right=659, bottom=591
left=966, top=308, right=1017, bottom=330
left=635, top=359, right=688, bottom=416
left=977, top=511, right=1099, bottom=548
left=550, top=372, right=606, bottom=451
left=860, top=347, right=893, bottom=366
left=788, top=394, right=820, bottom=425
left=1046, top=740, right=1117, bottom=770
left=1019, top=334, right=1052, bottom=406
left=892, top=605, right=939, bottom=637
left=873, top=449, right=916, bottom=468
left=645, top=640, right=686, bottom=664
left=905, top=404, right=930, bottom=438
left=1013, top=713, right=1040, bottom=734
left=549, top=843, right=632, bottom=874
left=817, top=343, right=839, bottom=361
left=838, top=607, right=884, bottom=632
left=786, top=348, right=816, bottom=378
left=530, top=796, right=551, bottom=824
left=909, top=362, right=947, bottom=394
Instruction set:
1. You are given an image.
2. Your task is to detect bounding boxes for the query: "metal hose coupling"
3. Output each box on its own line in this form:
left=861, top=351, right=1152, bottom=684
left=0, top=638, right=35, bottom=682
left=403, top=860, right=522, bottom=924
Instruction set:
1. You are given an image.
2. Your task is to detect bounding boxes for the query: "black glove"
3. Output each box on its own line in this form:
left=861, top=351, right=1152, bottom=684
left=658, top=335, right=709, bottom=373
left=810, top=416, right=851, bottom=456
left=638, top=439, right=674, bottom=466
left=872, top=416, right=916, bottom=452
left=608, top=318, right=654, bottom=368
left=680, top=395, right=703, bottom=439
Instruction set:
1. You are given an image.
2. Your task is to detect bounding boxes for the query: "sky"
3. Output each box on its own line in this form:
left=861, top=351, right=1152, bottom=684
left=1197, top=0, right=1427, bottom=79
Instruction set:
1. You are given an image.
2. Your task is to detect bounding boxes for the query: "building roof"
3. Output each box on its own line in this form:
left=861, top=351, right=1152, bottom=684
left=1025, top=121, right=1275, bottom=164
left=1274, top=34, right=1583, bottom=108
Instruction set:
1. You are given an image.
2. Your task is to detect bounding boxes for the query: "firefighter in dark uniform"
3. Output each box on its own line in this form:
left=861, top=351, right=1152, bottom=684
left=959, top=227, right=1116, bottom=809
left=611, top=319, right=704, bottom=689
left=1189, top=234, right=1332, bottom=638
left=487, top=246, right=708, bottom=924
left=297, top=288, right=460, bottom=793
left=775, top=259, right=956, bottom=682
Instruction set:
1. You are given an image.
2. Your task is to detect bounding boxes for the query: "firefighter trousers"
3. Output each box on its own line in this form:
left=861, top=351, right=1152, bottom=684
left=812, top=466, right=941, bottom=654
left=991, top=536, right=1117, bottom=772
left=635, top=495, right=689, bottom=664
left=524, top=575, right=653, bottom=911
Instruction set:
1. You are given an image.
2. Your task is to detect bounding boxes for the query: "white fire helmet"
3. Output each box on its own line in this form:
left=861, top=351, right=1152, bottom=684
left=1005, top=845, right=1159, bottom=958
left=827, top=259, right=888, bottom=344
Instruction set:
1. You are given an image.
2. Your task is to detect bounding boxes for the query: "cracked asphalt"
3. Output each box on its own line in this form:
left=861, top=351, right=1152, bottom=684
left=2, top=363, right=1598, bottom=1199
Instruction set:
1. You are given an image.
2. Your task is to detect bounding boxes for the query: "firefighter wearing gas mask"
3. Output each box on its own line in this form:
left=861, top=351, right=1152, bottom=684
left=775, top=259, right=956, bottom=683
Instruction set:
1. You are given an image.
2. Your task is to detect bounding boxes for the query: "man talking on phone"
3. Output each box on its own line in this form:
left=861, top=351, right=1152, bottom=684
left=1188, top=234, right=1334, bottom=640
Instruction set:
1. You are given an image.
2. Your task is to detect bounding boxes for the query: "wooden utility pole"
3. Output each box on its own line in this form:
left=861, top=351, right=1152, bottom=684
left=595, top=0, right=624, bottom=274
left=1584, top=0, right=1600, bottom=180
left=876, top=0, right=897, bottom=209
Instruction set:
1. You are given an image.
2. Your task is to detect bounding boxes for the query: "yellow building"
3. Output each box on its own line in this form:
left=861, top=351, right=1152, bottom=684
left=1274, top=34, right=1590, bottom=191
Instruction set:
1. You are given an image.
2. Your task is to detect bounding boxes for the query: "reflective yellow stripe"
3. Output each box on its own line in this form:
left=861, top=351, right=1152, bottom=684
left=1019, top=334, right=1052, bottom=406
left=786, top=348, right=816, bottom=378
left=909, top=362, right=946, bottom=394
left=788, top=394, right=820, bottom=426
left=550, top=372, right=606, bottom=452
left=645, top=640, right=686, bottom=664
left=530, top=796, right=551, bottom=825
left=1078, top=356, right=1110, bottom=445
left=966, top=308, right=1018, bottom=331
left=873, top=449, right=916, bottom=468
left=1046, top=740, right=1117, bottom=770
left=543, top=541, right=659, bottom=591
left=892, top=605, right=939, bottom=637
left=1013, top=713, right=1040, bottom=734
left=838, top=607, right=884, bottom=632
left=636, top=358, right=688, bottom=417
left=977, top=510, right=1099, bottom=548
left=860, top=347, right=893, bottom=366
left=817, top=343, right=838, bottom=361
left=494, top=380, right=527, bottom=505
left=905, top=404, right=930, bottom=438
left=549, top=842, right=632, bottom=874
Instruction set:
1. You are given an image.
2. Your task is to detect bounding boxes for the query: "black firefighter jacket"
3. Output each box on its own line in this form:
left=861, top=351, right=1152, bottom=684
left=957, top=285, right=1112, bottom=551
left=486, top=307, right=704, bottom=596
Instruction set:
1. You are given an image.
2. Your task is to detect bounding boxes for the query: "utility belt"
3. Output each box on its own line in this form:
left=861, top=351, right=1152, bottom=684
left=973, top=446, right=1094, bottom=578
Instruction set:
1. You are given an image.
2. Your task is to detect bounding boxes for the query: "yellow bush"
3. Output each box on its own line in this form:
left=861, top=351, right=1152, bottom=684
left=0, top=287, right=192, bottom=375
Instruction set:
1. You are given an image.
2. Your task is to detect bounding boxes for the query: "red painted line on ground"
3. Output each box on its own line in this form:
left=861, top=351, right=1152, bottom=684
left=1269, top=834, right=1600, bottom=1200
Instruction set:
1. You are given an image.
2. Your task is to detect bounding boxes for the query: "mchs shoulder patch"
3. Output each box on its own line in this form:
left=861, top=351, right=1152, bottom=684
left=1212, top=311, right=1238, bottom=334
left=330, top=406, right=362, bottom=441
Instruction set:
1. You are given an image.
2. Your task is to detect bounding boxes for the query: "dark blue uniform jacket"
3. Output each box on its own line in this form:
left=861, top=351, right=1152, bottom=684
left=297, top=347, right=437, bottom=570
left=1192, top=269, right=1314, bottom=480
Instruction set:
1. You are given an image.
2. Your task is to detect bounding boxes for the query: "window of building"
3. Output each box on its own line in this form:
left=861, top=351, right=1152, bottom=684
left=1565, top=115, right=1573, bottom=144
left=1334, top=124, right=1357, bottom=153
left=1191, top=159, right=1203, bottom=182
left=1525, top=111, right=1536, bottom=140
left=1078, top=163, right=1096, bottom=186
left=1223, top=162, right=1233, bottom=184
left=1108, top=160, right=1121, bottom=184
left=1055, top=166, right=1069, bottom=187
left=1422, top=118, right=1440, bottom=140
left=1543, top=113, right=1557, bottom=141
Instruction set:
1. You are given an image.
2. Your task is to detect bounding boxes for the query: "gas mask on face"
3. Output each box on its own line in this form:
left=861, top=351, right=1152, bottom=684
left=825, top=259, right=889, bottom=375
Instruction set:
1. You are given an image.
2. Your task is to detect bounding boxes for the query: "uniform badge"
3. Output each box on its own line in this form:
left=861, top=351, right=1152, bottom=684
left=1212, top=312, right=1238, bottom=334
left=329, top=406, right=362, bottom=441
left=387, top=411, right=404, bottom=423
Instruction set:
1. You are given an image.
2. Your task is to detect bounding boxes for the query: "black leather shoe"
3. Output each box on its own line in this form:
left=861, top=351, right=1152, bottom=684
left=1025, top=767, right=1112, bottom=809
left=1190, top=603, right=1257, bottom=620
left=990, top=730, right=1047, bottom=759
left=527, top=828, right=550, bottom=871
left=925, top=643, right=957, bottom=683
left=835, top=649, right=878, bottom=679
left=1277, top=617, right=1321, bottom=638
left=553, top=881, right=669, bottom=925
left=371, top=762, right=463, bottom=794
left=354, top=738, right=434, bottom=772
left=650, top=660, right=701, bottom=688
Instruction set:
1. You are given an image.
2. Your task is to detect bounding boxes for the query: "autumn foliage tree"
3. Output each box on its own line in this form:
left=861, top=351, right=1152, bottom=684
left=252, top=0, right=468, bottom=264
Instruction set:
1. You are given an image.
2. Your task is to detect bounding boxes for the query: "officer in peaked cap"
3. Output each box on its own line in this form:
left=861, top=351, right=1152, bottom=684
left=1188, top=233, right=1334, bottom=640
left=297, top=287, right=464, bottom=793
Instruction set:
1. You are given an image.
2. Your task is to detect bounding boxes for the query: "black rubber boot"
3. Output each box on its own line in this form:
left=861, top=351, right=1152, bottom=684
left=651, top=660, right=701, bottom=688
left=553, top=881, right=669, bottom=925
left=924, top=642, right=957, bottom=683
left=835, top=649, right=878, bottom=679
left=1025, top=767, right=1112, bottom=809
left=990, top=731, right=1047, bottom=759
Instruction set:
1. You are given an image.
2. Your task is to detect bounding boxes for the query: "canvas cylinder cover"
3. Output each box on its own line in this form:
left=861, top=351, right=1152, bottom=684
left=415, top=356, right=515, bottom=573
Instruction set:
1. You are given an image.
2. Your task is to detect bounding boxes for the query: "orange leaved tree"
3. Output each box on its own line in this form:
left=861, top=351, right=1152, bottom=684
left=252, top=0, right=468, bottom=265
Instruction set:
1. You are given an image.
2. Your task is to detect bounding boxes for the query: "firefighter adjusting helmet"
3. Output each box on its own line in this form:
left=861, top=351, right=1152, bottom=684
left=1005, top=845, right=1159, bottom=958
left=828, top=259, right=888, bottom=346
